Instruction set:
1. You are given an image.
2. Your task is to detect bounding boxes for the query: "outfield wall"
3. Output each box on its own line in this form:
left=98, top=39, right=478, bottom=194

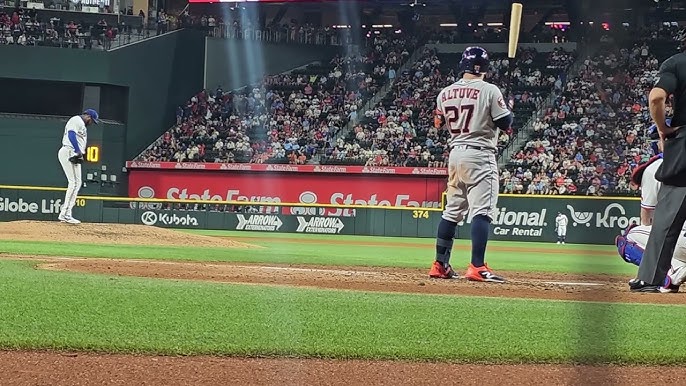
left=0, top=187, right=638, bottom=245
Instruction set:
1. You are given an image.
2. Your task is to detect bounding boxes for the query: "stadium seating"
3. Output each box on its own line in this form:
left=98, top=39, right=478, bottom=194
left=320, top=46, right=574, bottom=167
left=500, top=26, right=682, bottom=196
left=0, top=6, right=148, bottom=49
left=426, top=25, right=570, bottom=45
left=135, top=31, right=418, bottom=164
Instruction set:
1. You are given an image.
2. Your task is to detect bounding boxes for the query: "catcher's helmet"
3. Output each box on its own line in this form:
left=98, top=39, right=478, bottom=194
left=459, top=46, right=489, bottom=75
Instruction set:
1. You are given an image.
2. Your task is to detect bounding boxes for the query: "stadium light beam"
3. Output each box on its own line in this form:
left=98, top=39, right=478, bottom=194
left=238, top=3, right=267, bottom=87
left=220, top=7, right=246, bottom=90
left=337, top=0, right=362, bottom=76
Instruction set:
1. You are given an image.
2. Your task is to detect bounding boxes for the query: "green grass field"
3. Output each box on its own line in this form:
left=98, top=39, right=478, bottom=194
left=0, top=231, right=680, bottom=364
left=0, top=232, right=635, bottom=275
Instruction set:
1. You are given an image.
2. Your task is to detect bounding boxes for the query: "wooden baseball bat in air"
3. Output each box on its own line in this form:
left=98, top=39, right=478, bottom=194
left=508, top=3, right=523, bottom=58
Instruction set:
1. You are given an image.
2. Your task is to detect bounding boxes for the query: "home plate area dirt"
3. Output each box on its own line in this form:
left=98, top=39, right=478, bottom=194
left=1, top=221, right=685, bottom=385
left=28, top=257, right=686, bottom=305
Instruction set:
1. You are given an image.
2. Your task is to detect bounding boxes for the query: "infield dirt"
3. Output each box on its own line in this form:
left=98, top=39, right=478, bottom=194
left=0, top=220, right=258, bottom=248
left=24, top=257, right=685, bottom=305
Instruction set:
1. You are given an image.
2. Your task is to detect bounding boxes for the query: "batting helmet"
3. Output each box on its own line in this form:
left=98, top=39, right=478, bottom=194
left=459, top=46, right=489, bottom=76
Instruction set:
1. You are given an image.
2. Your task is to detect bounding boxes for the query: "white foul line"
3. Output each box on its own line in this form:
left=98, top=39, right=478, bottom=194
left=259, top=266, right=380, bottom=276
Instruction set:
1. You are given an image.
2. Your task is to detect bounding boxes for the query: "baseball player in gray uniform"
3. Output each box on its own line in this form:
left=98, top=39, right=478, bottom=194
left=429, top=46, right=513, bottom=282
left=57, top=109, right=98, bottom=224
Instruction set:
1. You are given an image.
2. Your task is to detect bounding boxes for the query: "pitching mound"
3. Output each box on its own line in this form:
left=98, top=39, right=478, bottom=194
left=0, top=221, right=257, bottom=249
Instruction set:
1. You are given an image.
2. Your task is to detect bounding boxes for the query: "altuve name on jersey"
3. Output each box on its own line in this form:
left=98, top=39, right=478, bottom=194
left=441, top=88, right=481, bottom=102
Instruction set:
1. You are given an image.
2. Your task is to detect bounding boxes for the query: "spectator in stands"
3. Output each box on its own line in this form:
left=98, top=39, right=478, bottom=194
left=156, top=10, right=168, bottom=36
left=138, top=10, right=146, bottom=34
left=15, top=32, right=26, bottom=45
left=104, top=26, right=115, bottom=49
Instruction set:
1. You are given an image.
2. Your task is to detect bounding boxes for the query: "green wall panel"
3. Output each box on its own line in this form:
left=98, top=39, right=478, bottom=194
left=383, top=210, right=402, bottom=237
left=353, top=209, right=370, bottom=236
left=102, top=207, right=120, bottom=223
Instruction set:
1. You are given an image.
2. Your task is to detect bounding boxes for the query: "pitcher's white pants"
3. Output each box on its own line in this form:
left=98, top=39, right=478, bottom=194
left=57, top=146, right=82, bottom=217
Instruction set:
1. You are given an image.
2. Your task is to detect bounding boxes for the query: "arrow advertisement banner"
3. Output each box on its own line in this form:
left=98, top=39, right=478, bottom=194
left=295, top=216, right=346, bottom=234
left=236, top=214, right=283, bottom=231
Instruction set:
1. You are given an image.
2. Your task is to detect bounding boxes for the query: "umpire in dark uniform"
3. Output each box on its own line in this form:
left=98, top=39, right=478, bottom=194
left=632, top=40, right=686, bottom=292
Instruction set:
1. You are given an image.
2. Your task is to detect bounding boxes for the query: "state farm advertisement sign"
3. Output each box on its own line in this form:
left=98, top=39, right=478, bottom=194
left=128, top=170, right=445, bottom=216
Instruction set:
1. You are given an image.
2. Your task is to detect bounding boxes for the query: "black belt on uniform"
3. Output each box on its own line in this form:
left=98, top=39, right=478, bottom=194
left=452, top=144, right=497, bottom=153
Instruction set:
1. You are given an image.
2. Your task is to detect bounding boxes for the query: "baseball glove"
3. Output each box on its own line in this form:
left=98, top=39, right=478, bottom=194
left=69, top=154, right=84, bottom=164
left=433, top=109, right=445, bottom=129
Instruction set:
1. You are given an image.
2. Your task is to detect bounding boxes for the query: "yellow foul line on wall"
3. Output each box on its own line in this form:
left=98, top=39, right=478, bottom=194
left=0, top=184, right=640, bottom=213
left=0, top=185, right=445, bottom=211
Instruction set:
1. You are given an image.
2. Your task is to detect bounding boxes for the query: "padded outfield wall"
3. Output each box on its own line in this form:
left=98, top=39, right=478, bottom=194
left=0, top=185, right=638, bottom=245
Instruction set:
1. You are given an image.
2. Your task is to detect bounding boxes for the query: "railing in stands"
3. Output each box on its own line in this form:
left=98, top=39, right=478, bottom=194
left=207, top=24, right=355, bottom=46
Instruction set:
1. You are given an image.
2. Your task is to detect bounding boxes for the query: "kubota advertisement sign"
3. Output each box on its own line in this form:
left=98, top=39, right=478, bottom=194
left=128, top=170, right=446, bottom=216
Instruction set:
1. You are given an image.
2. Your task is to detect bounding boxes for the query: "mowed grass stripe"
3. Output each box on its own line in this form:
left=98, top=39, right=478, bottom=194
left=187, top=230, right=616, bottom=254
left=221, top=236, right=617, bottom=256
left=0, top=259, right=682, bottom=364
left=0, top=235, right=632, bottom=275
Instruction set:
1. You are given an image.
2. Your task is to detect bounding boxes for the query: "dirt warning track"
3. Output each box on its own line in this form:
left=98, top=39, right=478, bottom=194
left=1, top=351, right=684, bottom=386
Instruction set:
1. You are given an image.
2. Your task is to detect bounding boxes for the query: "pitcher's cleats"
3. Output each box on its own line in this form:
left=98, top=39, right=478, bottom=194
left=60, top=215, right=81, bottom=225
left=465, top=263, right=506, bottom=283
left=429, top=261, right=457, bottom=279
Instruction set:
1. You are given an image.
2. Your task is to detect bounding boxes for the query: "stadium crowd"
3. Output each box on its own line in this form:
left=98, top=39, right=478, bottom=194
left=136, top=31, right=418, bottom=164
left=135, top=30, right=574, bottom=168
left=319, top=46, right=573, bottom=167
left=177, top=7, right=365, bottom=46
left=500, top=26, right=681, bottom=196
left=426, top=25, right=570, bottom=45
left=0, top=7, right=144, bottom=49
